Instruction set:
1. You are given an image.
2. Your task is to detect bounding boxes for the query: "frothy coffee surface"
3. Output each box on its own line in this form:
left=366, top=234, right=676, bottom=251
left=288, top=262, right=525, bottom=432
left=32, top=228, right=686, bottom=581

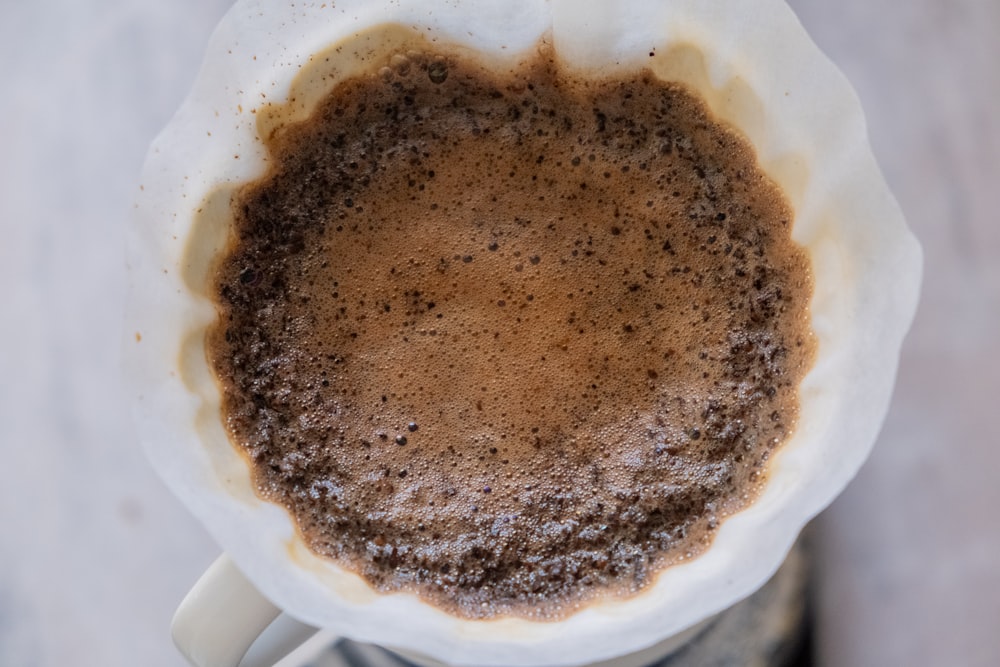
left=208, top=50, right=814, bottom=618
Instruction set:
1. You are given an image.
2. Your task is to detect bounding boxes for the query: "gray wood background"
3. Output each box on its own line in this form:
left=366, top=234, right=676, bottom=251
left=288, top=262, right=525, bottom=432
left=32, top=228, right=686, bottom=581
left=1, top=1, right=996, bottom=665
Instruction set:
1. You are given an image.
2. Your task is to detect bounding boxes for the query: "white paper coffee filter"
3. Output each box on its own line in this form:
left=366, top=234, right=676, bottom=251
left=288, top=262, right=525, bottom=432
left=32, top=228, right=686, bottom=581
left=126, top=1, right=921, bottom=665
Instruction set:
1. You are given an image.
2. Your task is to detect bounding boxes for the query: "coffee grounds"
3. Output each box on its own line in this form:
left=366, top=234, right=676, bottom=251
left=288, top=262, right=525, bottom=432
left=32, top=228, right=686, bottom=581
left=207, top=50, right=814, bottom=619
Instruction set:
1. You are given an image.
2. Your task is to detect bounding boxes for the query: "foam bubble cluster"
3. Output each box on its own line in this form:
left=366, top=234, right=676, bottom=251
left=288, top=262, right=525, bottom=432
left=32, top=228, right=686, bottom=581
left=208, top=50, right=814, bottom=618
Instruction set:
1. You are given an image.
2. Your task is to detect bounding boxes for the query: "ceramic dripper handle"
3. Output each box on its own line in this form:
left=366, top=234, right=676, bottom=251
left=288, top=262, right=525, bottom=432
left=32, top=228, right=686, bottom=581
left=172, top=554, right=320, bottom=667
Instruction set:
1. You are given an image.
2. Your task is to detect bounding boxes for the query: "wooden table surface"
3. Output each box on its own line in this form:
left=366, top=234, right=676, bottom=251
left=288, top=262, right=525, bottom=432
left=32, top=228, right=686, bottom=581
left=1, top=1, right=996, bottom=665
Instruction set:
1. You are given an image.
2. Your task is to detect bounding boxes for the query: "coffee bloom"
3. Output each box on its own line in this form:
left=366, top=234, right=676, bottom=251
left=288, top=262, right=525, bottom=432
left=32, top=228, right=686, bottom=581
left=126, top=1, right=921, bottom=665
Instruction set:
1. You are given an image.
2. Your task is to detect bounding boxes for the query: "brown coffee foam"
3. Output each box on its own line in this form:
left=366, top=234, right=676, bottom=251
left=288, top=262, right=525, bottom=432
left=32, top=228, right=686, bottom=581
left=207, top=48, right=814, bottom=619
